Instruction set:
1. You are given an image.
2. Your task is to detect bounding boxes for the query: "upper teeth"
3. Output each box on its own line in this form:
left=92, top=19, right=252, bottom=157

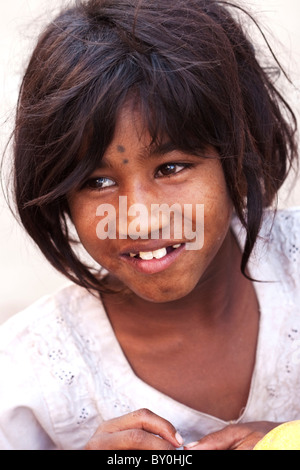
left=129, top=244, right=181, bottom=260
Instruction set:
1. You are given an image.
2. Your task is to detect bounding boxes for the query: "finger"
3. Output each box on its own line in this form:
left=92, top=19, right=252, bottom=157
left=234, top=432, right=266, bottom=450
left=184, top=424, right=250, bottom=450
left=98, top=409, right=183, bottom=448
left=87, top=428, right=177, bottom=450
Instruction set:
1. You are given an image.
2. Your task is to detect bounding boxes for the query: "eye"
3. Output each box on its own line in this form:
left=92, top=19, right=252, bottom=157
left=82, top=176, right=115, bottom=190
left=155, top=162, right=192, bottom=178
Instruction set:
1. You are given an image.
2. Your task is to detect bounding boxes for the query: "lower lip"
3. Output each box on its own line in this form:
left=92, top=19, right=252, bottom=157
left=120, top=244, right=186, bottom=274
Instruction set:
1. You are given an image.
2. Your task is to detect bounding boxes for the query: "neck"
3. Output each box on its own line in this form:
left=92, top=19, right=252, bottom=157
left=102, top=229, right=249, bottom=335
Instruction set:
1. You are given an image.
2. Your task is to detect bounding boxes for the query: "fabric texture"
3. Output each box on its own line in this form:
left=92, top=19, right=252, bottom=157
left=1, top=208, right=300, bottom=449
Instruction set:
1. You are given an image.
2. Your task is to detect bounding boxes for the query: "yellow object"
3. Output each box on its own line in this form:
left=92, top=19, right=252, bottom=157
left=254, top=421, right=300, bottom=450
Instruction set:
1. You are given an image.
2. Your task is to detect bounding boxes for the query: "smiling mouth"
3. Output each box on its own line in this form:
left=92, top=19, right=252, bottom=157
left=120, top=243, right=186, bottom=274
left=126, top=244, right=182, bottom=260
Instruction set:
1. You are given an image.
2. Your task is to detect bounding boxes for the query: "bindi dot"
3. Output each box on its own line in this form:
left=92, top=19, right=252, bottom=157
left=117, top=145, right=126, bottom=153
left=123, top=159, right=129, bottom=164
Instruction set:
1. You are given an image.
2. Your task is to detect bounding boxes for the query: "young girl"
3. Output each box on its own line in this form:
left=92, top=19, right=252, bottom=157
left=1, top=0, right=299, bottom=450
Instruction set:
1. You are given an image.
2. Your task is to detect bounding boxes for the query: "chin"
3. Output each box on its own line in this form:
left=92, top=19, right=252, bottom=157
left=129, top=280, right=198, bottom=304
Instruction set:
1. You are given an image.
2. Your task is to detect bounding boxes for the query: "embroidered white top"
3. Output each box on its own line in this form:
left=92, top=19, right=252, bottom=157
left=1, top=208, right=300, bottom=450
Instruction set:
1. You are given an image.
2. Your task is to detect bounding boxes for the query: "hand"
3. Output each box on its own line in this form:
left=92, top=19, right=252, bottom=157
left=85, top=408, right=184, bottom=450
left=184, top=422, right=281, bottom=450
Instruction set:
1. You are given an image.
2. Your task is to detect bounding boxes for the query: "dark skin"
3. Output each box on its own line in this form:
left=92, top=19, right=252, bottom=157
left=103, top=230, right=259, bottom=421
left=68, top=105, right=281, bottom=450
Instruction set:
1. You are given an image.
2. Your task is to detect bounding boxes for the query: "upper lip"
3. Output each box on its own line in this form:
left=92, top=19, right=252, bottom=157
left=120, top=240, right=184, bottom=255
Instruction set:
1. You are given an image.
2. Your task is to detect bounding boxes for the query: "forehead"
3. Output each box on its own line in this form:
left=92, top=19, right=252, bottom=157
left=97, top=100, right=216, bottom=171
left=75, top=93, right=210, bottom=179
left=113, top=103, right=149, bottom=142
left=102, top=104, right=169, bottom=161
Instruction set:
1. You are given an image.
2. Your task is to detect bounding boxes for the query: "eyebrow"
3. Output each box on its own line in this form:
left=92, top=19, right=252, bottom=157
left=140, top=141, right=178, bottom=159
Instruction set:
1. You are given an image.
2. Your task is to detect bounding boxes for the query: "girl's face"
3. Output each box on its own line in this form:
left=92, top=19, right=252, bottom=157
left=68, top=105, right=233, bottom=303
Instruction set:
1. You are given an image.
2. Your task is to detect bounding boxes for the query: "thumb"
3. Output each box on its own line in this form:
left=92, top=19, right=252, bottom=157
left=184, top=425, right=247, bottom=450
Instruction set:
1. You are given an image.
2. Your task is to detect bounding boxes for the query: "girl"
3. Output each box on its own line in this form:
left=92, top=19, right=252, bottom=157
left=0, top=0, right=299, bottom=450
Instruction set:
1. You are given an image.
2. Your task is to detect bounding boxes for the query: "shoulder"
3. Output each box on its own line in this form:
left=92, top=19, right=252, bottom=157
left=245, top=209, right=300, bottom=421
left=233, top=206, right=300, bottom=269
left=231, top=206, right=300, bottom=297
left=0, top=282, right=96, bottom=346
left=250, top=205, right=300, bottom=239
left=259, top=207, right=300, bottom=279
left=0, top=283, right=104, bottom=449
left=265, top=206, right=300, bottom=249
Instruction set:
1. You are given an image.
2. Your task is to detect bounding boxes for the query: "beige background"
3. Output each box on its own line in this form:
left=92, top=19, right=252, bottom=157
left=1, top=0, right=300, bottom=324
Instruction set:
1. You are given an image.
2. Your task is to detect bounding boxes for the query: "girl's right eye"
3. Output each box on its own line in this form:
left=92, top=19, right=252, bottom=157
left=82, top=176, right=115, bottom=191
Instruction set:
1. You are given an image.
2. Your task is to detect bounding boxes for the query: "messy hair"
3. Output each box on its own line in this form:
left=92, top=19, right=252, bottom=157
left=11, top=0, right=298, bottom=292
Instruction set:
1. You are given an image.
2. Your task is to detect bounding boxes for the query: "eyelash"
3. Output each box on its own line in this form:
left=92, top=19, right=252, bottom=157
left=82, top=176, right=115, bottom=191
left=154, top=162, right=193, bottom=178
left=82, top=162, right=193, bottom=191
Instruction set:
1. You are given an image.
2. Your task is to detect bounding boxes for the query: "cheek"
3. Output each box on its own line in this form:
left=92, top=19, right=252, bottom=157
left=199, top=170, right=234, bottom=253
left=205, top=186, right=232, bottom=226
left=69, top=199, right=102, bottom=252
left=204, top=201, right=233, bottom=254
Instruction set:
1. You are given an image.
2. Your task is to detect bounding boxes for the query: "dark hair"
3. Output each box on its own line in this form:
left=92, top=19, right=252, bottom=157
left=10, top=0, right=298, bottom=292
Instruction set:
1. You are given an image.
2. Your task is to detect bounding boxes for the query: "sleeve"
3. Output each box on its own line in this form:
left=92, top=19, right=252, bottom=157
left=0, top=332, right=59, bottom=450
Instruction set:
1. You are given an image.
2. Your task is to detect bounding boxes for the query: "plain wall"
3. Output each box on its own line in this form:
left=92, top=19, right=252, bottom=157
left=1, top=0, right=300, bottom=324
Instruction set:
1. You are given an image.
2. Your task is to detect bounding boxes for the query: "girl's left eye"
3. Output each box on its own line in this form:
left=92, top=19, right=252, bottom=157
left=155, top=162, right=192, bottom=177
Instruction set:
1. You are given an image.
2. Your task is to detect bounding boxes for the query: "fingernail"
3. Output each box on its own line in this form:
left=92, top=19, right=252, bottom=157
left=184, top=441, right=199, bottom=449
left=175, top=431, right=184, bottom=446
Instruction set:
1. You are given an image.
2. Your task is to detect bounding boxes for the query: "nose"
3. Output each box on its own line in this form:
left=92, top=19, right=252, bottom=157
left=117, top=183, right=183, bottom=240
left=117, top=182, right=172, bottom=240
left=117, top=182, right=154, bottom=239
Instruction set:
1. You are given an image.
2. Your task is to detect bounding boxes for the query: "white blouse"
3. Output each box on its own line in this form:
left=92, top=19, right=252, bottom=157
left=1, top=208, right=300, bottom=450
